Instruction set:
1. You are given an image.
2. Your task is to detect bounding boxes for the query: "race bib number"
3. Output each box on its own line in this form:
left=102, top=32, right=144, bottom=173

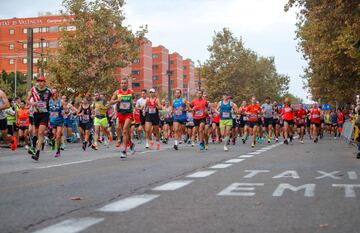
left=119, top=102, right=131, bottom=110
left=37, top=101, right=47, bottom=112
left=243, top=116, right=248, bottom=121
left=82, top=115, right=90, bottom=121
left=175, top=109, right=183, bottom=116
left=312, top=114, right=319, bottom=118
left=95, top=110, right=100, bottom=116
left=195, top=110, right=204, bottom=117
left=50, top=112, right=59, bottom=118
left=188, top=121, right=194, bottom=126
left=20, top=120, right=27, bottom=126
left=149, top=107, right=156, bottom=114
left=222, top=112, right=230, bottom=118
left=298, top=118, right=305, bottom=124
left=249, top=114, right=257, bottom=119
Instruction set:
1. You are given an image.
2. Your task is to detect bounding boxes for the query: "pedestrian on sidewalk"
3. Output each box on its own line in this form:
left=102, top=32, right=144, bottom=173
left=354, top=106, right=360, bottom=159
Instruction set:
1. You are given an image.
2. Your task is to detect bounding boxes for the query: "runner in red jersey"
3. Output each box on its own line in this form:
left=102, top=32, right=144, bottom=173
left=190, top=90, right=208, bottom=151
left=280, top=98, right=294, bottom=145
left=244, top=96, right=261, bottom=148
left=310, top=104, right=321, bottom=143
left=336, top=108, right=344, bottom=136
left=295, top=103, right=307, bottom=144
left=210, top=102, right=221, bottom=143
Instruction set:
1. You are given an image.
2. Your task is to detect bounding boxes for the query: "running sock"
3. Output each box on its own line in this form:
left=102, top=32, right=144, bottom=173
left=175, top=140, right=178, bottom=146
left=33, top=136, right=38, bottom=148
left=224, top=136, right=229, bottom=145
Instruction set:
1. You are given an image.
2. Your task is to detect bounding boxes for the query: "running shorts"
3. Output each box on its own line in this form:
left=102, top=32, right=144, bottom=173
left=220, top=119, right=233, bottom=130
left=117, top=113, right=133, bottom=125
left=94, top=117, right=109, bottom=128
left=34, top=113, right=50, bottom=128
left=0, top=118, right=7, bottom=131
left=194, top=118, right=207, bottom=127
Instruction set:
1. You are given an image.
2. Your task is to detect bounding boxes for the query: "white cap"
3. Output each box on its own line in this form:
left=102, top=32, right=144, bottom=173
left=149, top=88, right=156, bottom=93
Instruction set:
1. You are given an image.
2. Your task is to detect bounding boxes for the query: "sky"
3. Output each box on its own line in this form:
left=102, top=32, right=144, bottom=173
left=0, top=0, right=309, bottom=101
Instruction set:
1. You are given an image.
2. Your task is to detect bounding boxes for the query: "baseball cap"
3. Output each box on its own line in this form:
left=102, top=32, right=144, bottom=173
left=37, top=76, right=46, bottom=82
left=149, top=88, right=156, bottom=93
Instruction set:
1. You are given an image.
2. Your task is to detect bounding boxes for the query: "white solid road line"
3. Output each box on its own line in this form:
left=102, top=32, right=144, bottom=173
left=248, top=152, right=262, bottom=155
left=33, top=217, right=104, bottom=233
left=209, top=163, right=233, bottom=169
left=225, top=159, right=245, bottom=163
left=256, top=150, right=267, bottom=152
left=98, top=194, right=160, bottom=212
left=153, top=180, right=194, bottom=191
left=239, top=155, right=254, bottom=158
left=36, top=160, right=93, bottom=169
left=186, top=170, right=217, bottom=178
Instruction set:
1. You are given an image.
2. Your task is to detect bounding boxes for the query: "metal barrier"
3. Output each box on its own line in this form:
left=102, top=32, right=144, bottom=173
left=341, top=120, right=354, bottom=143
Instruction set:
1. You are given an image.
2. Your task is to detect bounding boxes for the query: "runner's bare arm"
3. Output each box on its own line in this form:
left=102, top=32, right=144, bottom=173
left=109, top=91, right=119, bottom=105
left=0, top=90, right=10, bottom=110
left=156, top=99, right=163, bottom=110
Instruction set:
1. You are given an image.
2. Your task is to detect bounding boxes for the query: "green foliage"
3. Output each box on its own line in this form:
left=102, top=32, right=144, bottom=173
left=0, top=70, right=27, bottom=99
left=204, top=28, right=290, bottom=104
left=285, top=0, right=360, bottom=104
left=46, top=0, right=147, bottom=97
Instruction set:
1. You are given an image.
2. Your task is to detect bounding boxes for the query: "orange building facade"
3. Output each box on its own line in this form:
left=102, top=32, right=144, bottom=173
left=151, top=45, right=169, bottom=93
left=182, top=59, right=196, bottom=96
left=0, top=15, right=74, bottom=77
left=0, top=15, right=195, bottom=97
left=169, top=52, right=183, bottom=91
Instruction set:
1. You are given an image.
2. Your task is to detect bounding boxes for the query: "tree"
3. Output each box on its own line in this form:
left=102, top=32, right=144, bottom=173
left=285, top=0, right=360, bottom=104
left=46, top=0, right=147, bottom=97
left=204, top=28, right=290, bottom=104
left=0, top=70, right=27, bottom=99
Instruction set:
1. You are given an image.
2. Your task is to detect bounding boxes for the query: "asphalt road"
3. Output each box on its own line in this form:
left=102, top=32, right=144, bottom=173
left=0, top=136, right=359, bottom=233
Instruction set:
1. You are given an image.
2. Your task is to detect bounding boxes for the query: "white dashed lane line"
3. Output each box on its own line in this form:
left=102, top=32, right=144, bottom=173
left=225, top=159, right=245, bottom=163
left=33, top=217, right=104, bottom=233
left=209, top=163, right=233, bottom=169
left=97, top=194, right=160, bottom=212
left=152, top=180, right=194, bottom=191
left=186, top=170, right=217, bottom=178
left=239, top=155, right=254, bottom=158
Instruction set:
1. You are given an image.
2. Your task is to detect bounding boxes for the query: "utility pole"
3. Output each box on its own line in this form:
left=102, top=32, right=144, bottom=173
left=14, top=58, right=17, bottom=97
left=167, top=54, right=172, bottom=103
left=26, top=28, right=33, bottom=92
left=40, top=37, right=45, bottom=77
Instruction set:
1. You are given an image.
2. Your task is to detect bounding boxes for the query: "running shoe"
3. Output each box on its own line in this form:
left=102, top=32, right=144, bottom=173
left=199, top=142, right=205, bottom=150
left=259, top=137, right=263, bottom=144
left=300, top=140, right=304, bottom=144
left=191, top=141, right=195, bottom=147
left=205, top=144, right=209, bottom=150
left=251, top=142, right=255, bottom=148
left=108, top=136, right=113, bottom=142
left=120, top=150, right=127, bottom=158
left=116, top=141, right=121, bottom=148
left=54, top=151, right=61, bottom=158
left=314, top=138, right=318, bottom=143
left=31, top=150, right=40, bottom=161
left=82, top=142, right=87, bottom=151
left=224, top=145, right=228, bottom=152
left=284, top=139, right=289, bottom=145
left=51, top=139, right=56, bottom=151
left=146, top=141, right=150, bottom=149
left=242, top=138, right=246, bottom=144
left=150, top=141, right=154, bottom=149
left=357, top=153, right=360, bottom=159
left=130, top=142, right=136, bottom=155
left=275, top=138, right=279, bottom=143
left=157, top=143, right=161, bottom=150
left=28, top=147, right=36, bottom=155
left=268, top=138, right=271, bottom=144
left=10, top=136, right=17, bottom=151
left=174, top=144, right=178, bottom=150
left=232, top=138, right=236, bottom=145
left=60, top=143, right=65, bottom=150
left=91, top=145, right=98, bottom=150
left=289, top=135, right=293, bottom=143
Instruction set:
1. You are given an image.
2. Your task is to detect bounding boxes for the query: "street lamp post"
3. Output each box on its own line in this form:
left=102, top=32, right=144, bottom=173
left=167, top=54, right=172, bottom=103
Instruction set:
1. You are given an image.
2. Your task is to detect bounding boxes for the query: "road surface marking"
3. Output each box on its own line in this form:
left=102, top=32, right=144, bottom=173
left=36, top=160, right=93, bottom=169
left=225, top=159, right=245, bottom=163
left=33, top=217, right=104, bottom=233
left=256, top=150, right=267, bottom=152
left=98, top=194, right=159, bottom=212
left=217, top=183, right=264, bottom=196
left=139, top=149, right=166, bottom=154
left=348, top=171, right=358, bottom=180
left=209, top=163, right=233, bottom=169
left=239, top=155, right=254, bottom=158
left=249, top=152, right=262, bottom=155
left=186, top=170, right=217, bottom=178
left=153, top=180, right=193, bottom=191
left=272, top=183, right=315, bottom=197
left=332, top=184, right=360, bottom=198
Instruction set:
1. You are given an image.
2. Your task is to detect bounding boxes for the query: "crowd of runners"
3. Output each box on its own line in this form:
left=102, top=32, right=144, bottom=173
left=0, top=76, right=350, bottom=161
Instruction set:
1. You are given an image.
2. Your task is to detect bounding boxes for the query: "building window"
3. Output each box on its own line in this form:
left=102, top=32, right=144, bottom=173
left=41, top=27, right=49, bottom=33
left=67, top=26, right=76, bottom=31
left=49, top=26, right=59, bottom=32
left=9, top=59, right=15, bottom=65
left=49, top=41, right=59, bottom=48
left=170, top=60, right=174, bottom=65
left=133, top=58, right=140, bottom=64
left=33, top=58, right=39, bottom=63
left=132, top=82, right=140, bottom=88
left=170, top=80, right=174, bottom=86
left=183, top=66, right=186, bottom=70
left=23, top=28, right=28, bottom=34
left=23, top=43, right=27, bottom=49
left=33, top=27, right=40, bottom=33
left=152, top=76, right=159, bottom=81
left=23, top=58, right=27, bottom=64
left=9, top=44, right=14, bottom=50
left=152, top=64, right=159, bottom=70
left=9, top=29, right=15, bottom=35
left=183, top=74, right=187, bottom=79
left=132, top=70, right=140, bottom=75
left=183, top=84, right=187, bottom=88
left=152, top=54, right=158, bottom=59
